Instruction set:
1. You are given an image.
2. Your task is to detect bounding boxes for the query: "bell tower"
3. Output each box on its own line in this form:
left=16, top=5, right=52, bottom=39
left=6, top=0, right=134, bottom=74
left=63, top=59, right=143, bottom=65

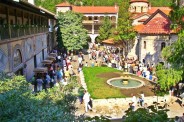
left=129, top=0, right=149, bottom=13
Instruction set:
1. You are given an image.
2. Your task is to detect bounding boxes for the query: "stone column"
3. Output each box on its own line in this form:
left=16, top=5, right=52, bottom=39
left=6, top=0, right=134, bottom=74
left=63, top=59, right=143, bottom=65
left=92, top=16, right=94, bottom=34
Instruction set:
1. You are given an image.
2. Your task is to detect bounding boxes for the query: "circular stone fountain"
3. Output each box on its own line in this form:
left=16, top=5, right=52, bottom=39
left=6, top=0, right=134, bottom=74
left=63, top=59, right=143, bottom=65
left=107, top=72, right=145, bottom=89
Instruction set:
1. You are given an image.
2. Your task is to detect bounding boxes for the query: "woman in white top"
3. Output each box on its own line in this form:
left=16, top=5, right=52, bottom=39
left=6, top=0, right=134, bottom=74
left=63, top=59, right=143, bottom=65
left=83, top=90, right=92, bottom=112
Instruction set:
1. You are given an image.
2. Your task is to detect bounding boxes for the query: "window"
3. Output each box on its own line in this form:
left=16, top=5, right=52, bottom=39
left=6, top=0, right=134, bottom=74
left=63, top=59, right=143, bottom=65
left=94, top=16, right=98, bottom=20
left=88, top=17, right=92, bottom=20
left=161, top=42, right=166, bottom=51
left=13, top=49, right=22, bottom=67
left=143, top=41, right=146, bottom=49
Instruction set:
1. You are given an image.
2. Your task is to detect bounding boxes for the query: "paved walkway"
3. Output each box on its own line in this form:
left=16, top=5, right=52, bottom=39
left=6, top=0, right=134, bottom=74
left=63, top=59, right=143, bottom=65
left=71, top=54, right=183, bottom=119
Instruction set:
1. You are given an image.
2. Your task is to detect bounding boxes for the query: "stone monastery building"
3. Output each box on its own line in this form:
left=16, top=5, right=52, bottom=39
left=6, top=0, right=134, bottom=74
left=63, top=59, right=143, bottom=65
left=129, top=0, right=178, bottom=65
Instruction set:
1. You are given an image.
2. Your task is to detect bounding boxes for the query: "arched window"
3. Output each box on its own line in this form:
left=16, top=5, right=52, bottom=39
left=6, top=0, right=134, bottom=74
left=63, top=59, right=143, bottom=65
left=14, top=49, right=22, bottom=67
left=161, top=42, right=166, bottom=51
left=144, top=41, right=146, bottom=49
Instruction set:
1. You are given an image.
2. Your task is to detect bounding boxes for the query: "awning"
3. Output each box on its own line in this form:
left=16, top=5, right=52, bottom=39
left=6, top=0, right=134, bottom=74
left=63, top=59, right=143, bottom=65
left=33, top=67, right=48, bottom=73
left=42, top=60, right=53, bottom=65
left=50, top=53, right=57, bottom=57
left=47, top=56, right=55, bottom=61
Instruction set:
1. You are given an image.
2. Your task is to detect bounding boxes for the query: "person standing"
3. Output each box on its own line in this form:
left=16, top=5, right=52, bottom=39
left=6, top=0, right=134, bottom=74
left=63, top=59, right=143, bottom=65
left=139, top=92, right=145, bottom=107
left=83, top=90, right=92, bottom=112
left=36, top=76, right=43, bottom=92
left=131, top=94, right=137, bottom=111
left=31, top=75, right=36, bottom=92
left=78, top=86, right=85, bottom=104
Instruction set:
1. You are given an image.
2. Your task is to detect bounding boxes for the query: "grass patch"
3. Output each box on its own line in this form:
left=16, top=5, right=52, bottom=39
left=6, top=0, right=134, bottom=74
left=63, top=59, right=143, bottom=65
left=83, top=67, right=126, bottom=99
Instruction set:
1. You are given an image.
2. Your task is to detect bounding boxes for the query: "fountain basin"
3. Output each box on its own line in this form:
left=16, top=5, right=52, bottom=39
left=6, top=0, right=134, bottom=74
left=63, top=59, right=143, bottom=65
left=107, top=76, right=145, bottom=89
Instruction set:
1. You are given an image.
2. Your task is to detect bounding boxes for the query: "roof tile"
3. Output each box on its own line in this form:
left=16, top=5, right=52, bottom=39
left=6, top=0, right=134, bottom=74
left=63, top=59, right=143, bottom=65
left=72, top=6, right=119, bottom=14
left=56, top=2, right=118, bottom=14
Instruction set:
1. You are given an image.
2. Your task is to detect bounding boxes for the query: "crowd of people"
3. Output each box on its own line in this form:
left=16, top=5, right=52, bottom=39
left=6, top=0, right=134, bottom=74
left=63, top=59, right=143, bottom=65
left=30, top=49, right=75, bottom=92
left=86, top=44, right=156, bottom=81
left=30, top=43, right=184, bottom=118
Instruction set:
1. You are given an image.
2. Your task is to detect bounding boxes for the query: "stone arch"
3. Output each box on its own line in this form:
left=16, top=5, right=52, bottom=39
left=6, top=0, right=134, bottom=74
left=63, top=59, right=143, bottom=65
left=13, top=49, right=22, bottom=68
left=12, top=44, right=24, bottom=71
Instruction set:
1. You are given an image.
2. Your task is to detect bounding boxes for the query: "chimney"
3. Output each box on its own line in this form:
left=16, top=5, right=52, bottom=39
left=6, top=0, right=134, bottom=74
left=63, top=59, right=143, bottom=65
left=28, top=0, right=35, bottom=5
left=115, top=3, right=118, bottom=10
left=149, top=2, right=151, bottom=9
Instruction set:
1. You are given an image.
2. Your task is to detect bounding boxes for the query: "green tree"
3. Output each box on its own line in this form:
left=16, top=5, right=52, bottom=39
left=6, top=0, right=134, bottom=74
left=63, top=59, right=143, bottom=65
left=97, top=16, right=112, bottom=43
left=56, top=25, right=64, bottom=49
left=35, top=0, right=64, bottom=13
left=161, top=0, right=184, bottom=79
left=156, top=64, right=183, bottom=91
left=162, top=32, right=184, bottom=70
left=111, top=1, right=136, bottom=56
left=124, top=107, right=170, bottom=122
left=169, top=0, right=184, bottom=30
left=0, top=74, right=80, bottom=121
left=57, top=11, right=88, bottom=51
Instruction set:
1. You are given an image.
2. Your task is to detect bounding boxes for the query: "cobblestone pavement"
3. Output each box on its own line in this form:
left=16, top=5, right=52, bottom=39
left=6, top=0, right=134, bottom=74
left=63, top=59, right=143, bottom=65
left=71, top=54, right=184, bottom=119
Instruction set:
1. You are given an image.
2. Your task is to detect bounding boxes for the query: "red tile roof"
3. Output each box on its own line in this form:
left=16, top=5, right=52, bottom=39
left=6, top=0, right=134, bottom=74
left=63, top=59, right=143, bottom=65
left=56, top=2, right=71, bottom=7
left=148, top=7, right=171, bottom=15
left=72, top=6, right=118, bottom=14
left=134, top=10, right=174, bottom=34
left=130, top=0, right=149, bottom=3
left=134, top=24, right=144, bottom=32
left=140, top=17, right=171, bottom=34
left=56, top=2, right=118, bottom=14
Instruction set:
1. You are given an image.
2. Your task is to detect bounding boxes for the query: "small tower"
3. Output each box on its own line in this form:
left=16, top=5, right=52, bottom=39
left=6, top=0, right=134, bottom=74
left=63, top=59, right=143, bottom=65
left=129, top=0, right=149, bottom=13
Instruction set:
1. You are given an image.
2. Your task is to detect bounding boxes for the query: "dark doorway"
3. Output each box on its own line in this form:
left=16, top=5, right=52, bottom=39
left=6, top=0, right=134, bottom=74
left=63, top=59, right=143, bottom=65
left=15, top=68, right=23, bottom=75
left=42, top=49, right=44, bottom=60
left=34, top=55, right=37, bottom=68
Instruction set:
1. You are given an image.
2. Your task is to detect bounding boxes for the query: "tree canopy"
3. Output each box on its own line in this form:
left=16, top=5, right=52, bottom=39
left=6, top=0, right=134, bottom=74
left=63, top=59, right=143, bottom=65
left=156, top=64, right=183, bottom=91
left=111, top=1, right=136, bottom=56
left=161, top=0, right=184, bottom=80
left=0, top=75, right=80, bottom=121
left=124, top=107, right=170, bottom=122
left=97, top=16, right=112, bottom=43
left=57, top=11, right=88, bottom=51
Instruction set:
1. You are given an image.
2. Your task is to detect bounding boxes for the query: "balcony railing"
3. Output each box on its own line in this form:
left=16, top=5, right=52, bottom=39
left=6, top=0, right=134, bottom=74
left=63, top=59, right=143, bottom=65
left=0, top=25, right=49, bottom=41
left=83, top=20, right=116, bottom=25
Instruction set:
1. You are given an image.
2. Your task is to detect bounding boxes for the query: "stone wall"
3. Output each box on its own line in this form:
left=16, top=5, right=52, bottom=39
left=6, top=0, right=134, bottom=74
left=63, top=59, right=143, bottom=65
left=0, top=33, right=50, bottom=80
left=139, top=35, right=178, bottom=65
left=0, top=44, right=9, bottom=72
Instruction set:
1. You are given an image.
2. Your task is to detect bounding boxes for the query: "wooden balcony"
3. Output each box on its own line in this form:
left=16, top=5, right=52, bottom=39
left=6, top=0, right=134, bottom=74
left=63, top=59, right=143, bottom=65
left=0, top=25, right=49, bottom=41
